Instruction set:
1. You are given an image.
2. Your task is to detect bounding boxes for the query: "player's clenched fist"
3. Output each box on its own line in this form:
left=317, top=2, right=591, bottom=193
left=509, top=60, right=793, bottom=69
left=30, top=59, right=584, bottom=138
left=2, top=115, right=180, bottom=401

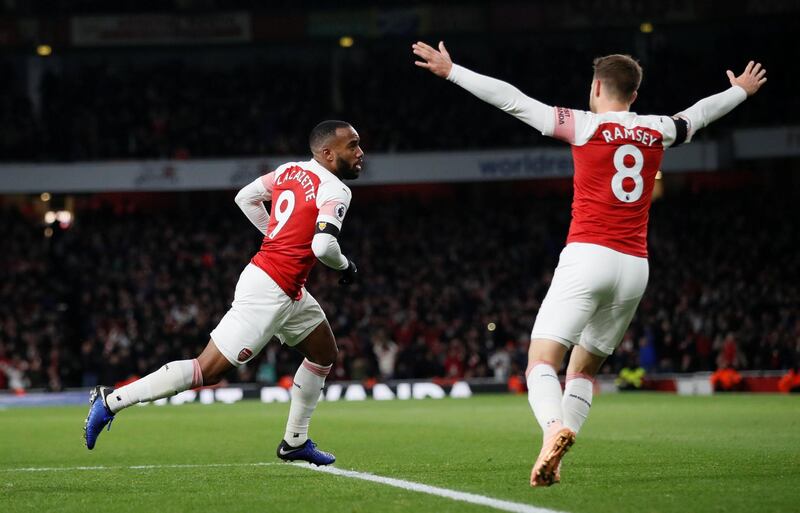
left=726, top=61, right=767, bottom=96
left=339, top=258, right=358, bottom=286
left=413, top=41, right=453, bottom=78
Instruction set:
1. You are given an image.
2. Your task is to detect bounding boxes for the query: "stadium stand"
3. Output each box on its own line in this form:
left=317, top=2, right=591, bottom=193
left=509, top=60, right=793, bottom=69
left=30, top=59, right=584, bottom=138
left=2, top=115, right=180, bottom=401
left=0, top=1, right=797, bottom=390
left=1, top=184, right=797, bottom=390
left=0, top=19, right=796, bottom=160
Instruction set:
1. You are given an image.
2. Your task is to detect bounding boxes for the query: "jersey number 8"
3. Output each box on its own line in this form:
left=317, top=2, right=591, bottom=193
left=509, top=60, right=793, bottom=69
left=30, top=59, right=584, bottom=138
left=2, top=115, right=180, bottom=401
left=611, top=144, right=644, bottom=203
left=268, top=190, right=295, bottom=239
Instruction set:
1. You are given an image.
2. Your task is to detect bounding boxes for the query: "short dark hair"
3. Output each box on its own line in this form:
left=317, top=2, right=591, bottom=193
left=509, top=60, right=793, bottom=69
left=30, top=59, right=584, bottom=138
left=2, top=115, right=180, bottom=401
left=309, top=120, right=352, bottom=152
left=592, top=54, right=642, bottom=102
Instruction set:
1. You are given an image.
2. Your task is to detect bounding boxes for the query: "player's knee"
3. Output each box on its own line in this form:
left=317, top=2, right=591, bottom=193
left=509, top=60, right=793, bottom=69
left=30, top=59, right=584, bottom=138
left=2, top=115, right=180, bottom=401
left=196, top=339, right=235, bottom=386
left=309, top=345, right=337, bottom=367
left=197, top=359, right=227, bottom=386
left=201, top=371, right=223, bottom=386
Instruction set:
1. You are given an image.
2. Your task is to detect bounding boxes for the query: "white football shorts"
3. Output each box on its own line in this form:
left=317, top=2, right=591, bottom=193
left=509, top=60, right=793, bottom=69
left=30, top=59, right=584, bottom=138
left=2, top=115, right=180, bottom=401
left=531, top=242, right=649, bottom=356
left=211, top=263, right=326, bottom=366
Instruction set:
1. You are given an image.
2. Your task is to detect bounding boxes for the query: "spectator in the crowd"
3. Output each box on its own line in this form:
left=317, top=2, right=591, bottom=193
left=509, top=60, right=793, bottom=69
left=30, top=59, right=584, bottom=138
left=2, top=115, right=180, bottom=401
left=488, top=343, right=513, bottom=382
left=778, top=365, right=800, bottom=394
left=0, top=186, right=797, bottom=389
left=373, top=329, right=399, bottom=380
left=616, top=355, right=646, bottom=391
left=711, top=366, right=744, bottom=393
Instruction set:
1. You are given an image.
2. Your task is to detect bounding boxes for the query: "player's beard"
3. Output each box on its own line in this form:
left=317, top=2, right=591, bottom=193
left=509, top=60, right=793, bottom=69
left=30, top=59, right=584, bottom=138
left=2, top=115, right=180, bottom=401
left=336, top=156, right=360, bottom=180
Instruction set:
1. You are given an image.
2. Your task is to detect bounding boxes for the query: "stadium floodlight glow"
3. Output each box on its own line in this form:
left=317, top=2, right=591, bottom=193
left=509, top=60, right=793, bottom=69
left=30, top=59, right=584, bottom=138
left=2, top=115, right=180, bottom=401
left=44, top=210, right=73, bottom=227
left=36, top=44, right=52, bottom=57
left=339, top=36, right=354, bottom=48
left=487, top=322, right=497, bottom=332
left=640, top=22, right=654, bottom=34
left=40, top=192, right=51, bottom=202
left=56, top=211, right=72, bottom=225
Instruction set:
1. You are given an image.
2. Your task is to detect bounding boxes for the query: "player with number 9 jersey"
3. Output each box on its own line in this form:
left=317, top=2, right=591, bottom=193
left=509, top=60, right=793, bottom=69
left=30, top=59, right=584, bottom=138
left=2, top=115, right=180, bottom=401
left=251, top=161, right=352, bottom=301
left=84, top=121, right=363, bottom=468
left=413, top=40, right=766, bottom=487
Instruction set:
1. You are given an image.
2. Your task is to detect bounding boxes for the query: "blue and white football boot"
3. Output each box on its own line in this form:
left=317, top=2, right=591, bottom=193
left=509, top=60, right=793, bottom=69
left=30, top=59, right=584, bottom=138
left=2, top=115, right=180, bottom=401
left=84, top=386, right=115, bottom=450
left=276, top=439, right=335, bottom=466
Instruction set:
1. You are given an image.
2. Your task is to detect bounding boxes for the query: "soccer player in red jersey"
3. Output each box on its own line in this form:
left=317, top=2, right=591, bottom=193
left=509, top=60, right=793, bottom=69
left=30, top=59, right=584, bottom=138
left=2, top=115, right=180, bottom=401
left=85, top=121, right=363, bottom=465
left=413, top=41, right=766, bottom=486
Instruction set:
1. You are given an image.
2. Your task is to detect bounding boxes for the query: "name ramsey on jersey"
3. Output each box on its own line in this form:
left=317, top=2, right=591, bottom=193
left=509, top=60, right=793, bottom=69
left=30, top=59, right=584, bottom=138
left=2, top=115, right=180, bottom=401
left=599, top=126, right=660, bottom=146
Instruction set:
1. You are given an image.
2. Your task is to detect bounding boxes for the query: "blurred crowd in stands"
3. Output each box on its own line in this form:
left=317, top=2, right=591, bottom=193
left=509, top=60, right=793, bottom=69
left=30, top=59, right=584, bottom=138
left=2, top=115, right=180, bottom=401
left=0, top=20, right=795, bottom=161
left=1, top=185, right=797, bottom=391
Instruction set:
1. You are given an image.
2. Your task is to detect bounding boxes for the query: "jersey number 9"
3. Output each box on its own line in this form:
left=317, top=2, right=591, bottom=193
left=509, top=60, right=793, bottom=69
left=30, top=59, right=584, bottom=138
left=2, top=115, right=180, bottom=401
left=268, top=190, right=296, bottom=239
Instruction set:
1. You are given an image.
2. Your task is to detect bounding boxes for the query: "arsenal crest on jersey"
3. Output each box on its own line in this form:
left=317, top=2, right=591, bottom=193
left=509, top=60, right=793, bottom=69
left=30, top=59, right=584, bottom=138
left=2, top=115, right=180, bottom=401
left=237, top=348, right=253, bottom=362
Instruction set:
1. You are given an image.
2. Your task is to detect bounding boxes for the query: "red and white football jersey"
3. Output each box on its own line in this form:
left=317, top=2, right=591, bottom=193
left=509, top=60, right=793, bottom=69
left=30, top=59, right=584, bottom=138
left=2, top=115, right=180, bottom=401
left=547, top=108, right=682, bottom=257
left=251, top=159, right=351, bottom=300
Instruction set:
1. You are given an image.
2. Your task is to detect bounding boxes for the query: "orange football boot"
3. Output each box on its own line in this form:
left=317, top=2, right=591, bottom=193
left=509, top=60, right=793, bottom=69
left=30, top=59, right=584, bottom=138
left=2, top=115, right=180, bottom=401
left=530, top=427, right=576, bottom=487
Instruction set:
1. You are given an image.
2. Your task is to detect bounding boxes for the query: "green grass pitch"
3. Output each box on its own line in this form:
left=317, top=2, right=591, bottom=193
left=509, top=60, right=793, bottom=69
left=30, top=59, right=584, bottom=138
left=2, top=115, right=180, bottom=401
left=1, top=393, right=799, bottom=513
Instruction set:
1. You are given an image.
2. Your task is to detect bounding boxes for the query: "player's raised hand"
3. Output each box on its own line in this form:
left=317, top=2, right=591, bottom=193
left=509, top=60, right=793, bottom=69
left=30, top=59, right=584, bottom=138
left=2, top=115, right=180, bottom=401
left=412, top=41, right=453, bottom=78
left=726, top=61, right=767, bottom=96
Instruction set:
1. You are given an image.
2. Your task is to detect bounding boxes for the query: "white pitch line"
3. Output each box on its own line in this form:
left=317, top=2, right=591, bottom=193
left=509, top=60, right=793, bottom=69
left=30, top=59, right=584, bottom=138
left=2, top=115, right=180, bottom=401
left=3, top=461, right=566, bottom=513
left=296, top=464, right=567, bottom=513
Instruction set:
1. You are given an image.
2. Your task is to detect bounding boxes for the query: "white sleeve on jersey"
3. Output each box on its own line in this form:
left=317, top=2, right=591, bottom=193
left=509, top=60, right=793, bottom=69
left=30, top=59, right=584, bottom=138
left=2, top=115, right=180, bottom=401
left=674, top=85, right=747, bottom=142
left=315, top=180, right=351, bottom=229
left=551, top=107, right=596, bottom=145
left=312, top=180, right=352, bottom=270
left=234, top=172, right=275, bottom=235
left=311, top=233, right=348, bottom=270
left=447, top=64, right=556, bottom=136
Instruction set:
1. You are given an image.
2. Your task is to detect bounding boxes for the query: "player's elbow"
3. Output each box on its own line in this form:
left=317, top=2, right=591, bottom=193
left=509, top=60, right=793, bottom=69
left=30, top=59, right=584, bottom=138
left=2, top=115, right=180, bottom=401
left=234, top=188, right=249, bottom=206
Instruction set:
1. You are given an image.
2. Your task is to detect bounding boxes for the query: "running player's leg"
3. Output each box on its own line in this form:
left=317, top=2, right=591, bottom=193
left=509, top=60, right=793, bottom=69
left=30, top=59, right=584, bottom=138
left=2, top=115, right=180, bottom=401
left=85, top=340, right=234, bottom=450
left=527, top=339, right=577, bottom=487
left=273, top=290, right=337, bottom=465
left=527, top=339, right=568, bottom=439
left=563, top=250, right=648, bottom=436
left=562, top=345, right=605, bottom=435
left=284, top=320, right=336, bottom=447
left=106, top=265, right=284, bottom=414
left=85, top=263, right=286, bottom=449
left=526, top=338, right=573, bottom=486
left=528, top=244, right=606, bottom=438
left=528, top=243, right=615, bottom=486
left=103, top=340, right=228, bottom=414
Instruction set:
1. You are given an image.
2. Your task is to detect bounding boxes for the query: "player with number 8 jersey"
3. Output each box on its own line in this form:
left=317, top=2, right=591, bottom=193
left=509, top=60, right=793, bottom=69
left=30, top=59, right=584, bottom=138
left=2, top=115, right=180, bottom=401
left=84, top=120, right=363, bottom=467
left=413, top=41, right=767, bottom=487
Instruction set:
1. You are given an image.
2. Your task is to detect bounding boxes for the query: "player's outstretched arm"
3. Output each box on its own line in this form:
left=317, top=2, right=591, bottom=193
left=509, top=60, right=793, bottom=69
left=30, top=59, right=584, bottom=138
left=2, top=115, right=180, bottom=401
left=675, top=61, right=767, bottom=141
left=234, top=176, right=273, bottom=235
left=412, top=41, right=554, bottom=135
